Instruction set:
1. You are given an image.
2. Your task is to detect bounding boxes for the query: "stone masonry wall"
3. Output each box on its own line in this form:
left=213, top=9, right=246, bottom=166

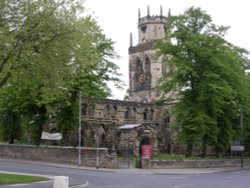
left=0, top=144, right=118, bottom=169
left=142, top=158, right=250, bottom=169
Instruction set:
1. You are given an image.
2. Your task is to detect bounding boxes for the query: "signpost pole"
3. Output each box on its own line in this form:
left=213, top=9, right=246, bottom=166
left=78, top=91, right=82, bottom=167
left=127, top=134, right=130, bottom=168
left=241, top=151, right=243, bottom=168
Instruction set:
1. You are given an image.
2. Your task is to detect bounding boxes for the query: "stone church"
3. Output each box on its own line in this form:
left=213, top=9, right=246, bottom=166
left=81, top=6, right=175, bottom=156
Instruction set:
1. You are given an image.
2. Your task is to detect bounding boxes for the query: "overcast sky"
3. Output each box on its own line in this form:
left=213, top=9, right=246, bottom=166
left=84, top=0, right=250, bottom=99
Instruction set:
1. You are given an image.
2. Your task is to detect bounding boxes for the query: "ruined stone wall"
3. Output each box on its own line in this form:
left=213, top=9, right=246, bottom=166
left=80, top=98, right=173, bottom=156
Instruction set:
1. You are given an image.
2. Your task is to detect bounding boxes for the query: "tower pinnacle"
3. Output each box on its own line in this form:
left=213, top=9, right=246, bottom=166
left=138, top=8, right=141, bottom=20
left=160, top=5, right=163, bottom=17
left=168, top=8, right=171, bottom=17
left=129, top=32, right=133, bottom=47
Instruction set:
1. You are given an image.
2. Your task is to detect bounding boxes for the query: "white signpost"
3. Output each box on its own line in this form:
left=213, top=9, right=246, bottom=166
left=230, top=145, right=245, bottom=152
left=231, top=145, right=245, bottom=167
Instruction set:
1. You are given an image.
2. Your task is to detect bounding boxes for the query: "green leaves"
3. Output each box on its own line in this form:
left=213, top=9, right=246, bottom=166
left=157, top=7, right=250, bottom=156
left=0, top=0, right=122, bottom=144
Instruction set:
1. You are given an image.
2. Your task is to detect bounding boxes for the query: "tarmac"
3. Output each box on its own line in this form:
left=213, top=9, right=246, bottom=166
left=0, top=158, right=245, bottom=175
left=0, top=158, right=248, bottom=188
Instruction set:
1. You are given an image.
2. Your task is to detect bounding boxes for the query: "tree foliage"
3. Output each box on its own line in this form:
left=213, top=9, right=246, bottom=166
left=242, top=74, right=250, bottom=155
left=156, top=7, right=250, bottom=156
left=0, top=0, right=121, bottom=144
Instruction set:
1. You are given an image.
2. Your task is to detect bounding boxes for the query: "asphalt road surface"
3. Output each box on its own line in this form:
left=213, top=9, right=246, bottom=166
left=0, top=160, right=250, bottom=188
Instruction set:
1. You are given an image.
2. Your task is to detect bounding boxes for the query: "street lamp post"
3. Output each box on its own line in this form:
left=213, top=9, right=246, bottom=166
left=127, top=133, right=130, bottom=168
left=78, top=91, right=82, bottom=167
left=95, top=133, right=100, bottom=169
left=240, top=106, right=244, bottom=168
left=231, top=105, right=245, bottom=168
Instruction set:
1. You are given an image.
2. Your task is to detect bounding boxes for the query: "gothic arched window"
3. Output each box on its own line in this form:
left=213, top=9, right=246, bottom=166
left=133, top=107, right=137, bottom=119
left=104, top=104, right=110, bottom=118
left=143, top=108, right=149, bottom=120
left=163, top=110, right=170, bottom=128
left=145, top=56, right=151, bottom=90
left=124, top=107, right=130, bottom=119
left=134, top=57, right=145, bottom=91
left=150, top=109, right=154, bottom=120
left=110, top=105, right=117, bottom=118
left=136, top=57, right=143, bottom=71
left=82, top=103, right=88, bottom=116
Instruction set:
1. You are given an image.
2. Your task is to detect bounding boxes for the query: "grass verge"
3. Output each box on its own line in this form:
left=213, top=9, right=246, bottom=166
left=0, top=173, right=48, bottom=185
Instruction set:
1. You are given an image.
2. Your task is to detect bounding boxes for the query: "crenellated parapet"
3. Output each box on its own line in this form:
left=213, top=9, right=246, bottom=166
left=138, top=15, right=167, bottom=27
left=135, top=5, right=169, bottom=45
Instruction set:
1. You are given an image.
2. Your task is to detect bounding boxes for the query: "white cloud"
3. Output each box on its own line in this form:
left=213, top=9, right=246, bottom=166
left=85, top=0, right=250, bottom=99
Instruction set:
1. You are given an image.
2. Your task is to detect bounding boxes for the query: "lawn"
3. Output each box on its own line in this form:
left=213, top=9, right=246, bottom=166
left=0, top=173, right=48, bottom=185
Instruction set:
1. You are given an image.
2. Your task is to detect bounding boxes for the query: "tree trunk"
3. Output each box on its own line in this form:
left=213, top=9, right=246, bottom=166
left=34, top=105, right=47, bottom=146
left=35, top=123, right=43, bottom=146
left=201, top=134, right=208, bottom=158
left=186, top=143, right=193, bottom=157
left=9, top=134, right=14, bottom=144
left=215, top=147, right=222, bottom=158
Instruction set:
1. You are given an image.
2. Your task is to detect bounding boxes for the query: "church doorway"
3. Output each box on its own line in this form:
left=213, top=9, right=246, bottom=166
left=138, top=136, right=152, bottom=168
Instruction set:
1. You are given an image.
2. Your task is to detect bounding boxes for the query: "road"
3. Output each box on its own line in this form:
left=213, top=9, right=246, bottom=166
left=0, top=160, right=250, bottom=188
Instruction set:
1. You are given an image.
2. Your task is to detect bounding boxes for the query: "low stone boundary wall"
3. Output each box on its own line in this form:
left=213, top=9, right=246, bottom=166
left=142, top=158, right=250, bottom=169
left=0, top=144, right=118, bottom=169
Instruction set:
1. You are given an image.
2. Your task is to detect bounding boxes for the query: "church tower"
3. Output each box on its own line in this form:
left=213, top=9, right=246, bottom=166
left=128, top=6, right=169, bottom=102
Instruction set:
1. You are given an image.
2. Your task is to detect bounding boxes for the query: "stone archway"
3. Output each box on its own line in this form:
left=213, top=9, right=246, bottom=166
left=140, top=136, right=151, bottom=145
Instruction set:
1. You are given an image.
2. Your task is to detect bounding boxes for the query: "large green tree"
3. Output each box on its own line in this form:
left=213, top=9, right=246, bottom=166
left=242, top=73, right=250, bottom=155
left=156, top=7, right=250, bottom=156
left=0, top=0, right=121, bottom=145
